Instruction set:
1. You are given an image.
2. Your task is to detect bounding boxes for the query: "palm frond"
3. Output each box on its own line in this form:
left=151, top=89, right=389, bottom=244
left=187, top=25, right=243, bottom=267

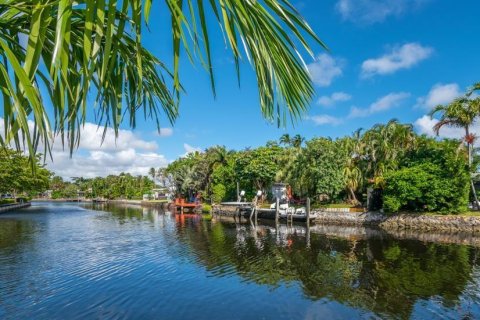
left=1, top=0, right=324, bottom=159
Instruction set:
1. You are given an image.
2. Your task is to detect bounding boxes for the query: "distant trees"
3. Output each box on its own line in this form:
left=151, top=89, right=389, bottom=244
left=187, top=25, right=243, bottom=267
left=0, top=149, right=51, bottom=197
left=48, top=173, right=154, bottom=200
left=279, top=134, right=304, bottom=148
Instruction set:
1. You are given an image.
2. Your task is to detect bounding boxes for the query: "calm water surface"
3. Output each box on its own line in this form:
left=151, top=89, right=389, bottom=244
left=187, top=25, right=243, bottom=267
left=1, top=202, right=480, bottom=319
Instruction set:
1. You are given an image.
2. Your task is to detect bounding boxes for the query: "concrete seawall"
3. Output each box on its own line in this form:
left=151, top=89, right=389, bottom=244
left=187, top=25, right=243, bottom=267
left=313, top=210, right=480, bottom=233
left=0, top=202, right=31, bottom=213
left=313, top=210, right=385, bottom=226
left=106, top=199, right=172, bottom=210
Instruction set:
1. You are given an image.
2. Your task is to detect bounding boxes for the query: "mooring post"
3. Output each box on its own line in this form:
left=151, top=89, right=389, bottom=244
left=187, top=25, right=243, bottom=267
left=275, top=198, right=280, bottom=226
left=306, top=197, right=310, bottom=230
left=237, top=181, right=240, bottom=202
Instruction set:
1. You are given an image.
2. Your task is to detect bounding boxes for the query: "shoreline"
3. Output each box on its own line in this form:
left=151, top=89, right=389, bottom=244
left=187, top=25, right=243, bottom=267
left=31, top=200, right=480, bottom=234
left=314, top=210, right=480, bottom=233
left=213, top=205, right=480, bottom=233
left=0, top=202, right=31, bottom=213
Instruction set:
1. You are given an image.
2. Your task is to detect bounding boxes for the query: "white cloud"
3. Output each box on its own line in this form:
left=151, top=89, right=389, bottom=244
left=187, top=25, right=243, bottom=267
left=47, top=149, right=169, bottom=179
left=348, top=92, right=410, bottom=118
left=414, top=115, right=480, bottom=142
left=307, top=54, right=344, bottom=87
left=157, top=128, right=173, bottom=137
left=0, top=118, right=170, bottom=178
left=317, top=92, right=352, bottom=107
left=183, top=143, right=201, bottom=155
left=416, top=83, right=461, bottom=110
left=307, top=115, right=343, bottom=126
left=336, top=0, right=430, bottom=24
left=59, top=122, right=158, bottom=152
left=361, top=43, right=433, bottom=78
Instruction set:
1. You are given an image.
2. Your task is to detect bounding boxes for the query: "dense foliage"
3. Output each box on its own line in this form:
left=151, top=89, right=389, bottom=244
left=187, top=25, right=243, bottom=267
left=165, top=120, right=476, bottom=214
left=383, top=139, right=470, bottom=213
left=48, top=174, right=154, bottom=200
left=0, top=149, right=51, bottom=197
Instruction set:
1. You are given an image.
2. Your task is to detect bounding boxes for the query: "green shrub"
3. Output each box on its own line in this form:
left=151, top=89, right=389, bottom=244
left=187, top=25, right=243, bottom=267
left=211, top=184, right=226, bottom=204
left=0, top=198, right=15, bottom=205
left=16, top=196, right=30, bottom=203
left=383, top=162, right=469, bottom=214
left=202, top=204, right=212, bottom=214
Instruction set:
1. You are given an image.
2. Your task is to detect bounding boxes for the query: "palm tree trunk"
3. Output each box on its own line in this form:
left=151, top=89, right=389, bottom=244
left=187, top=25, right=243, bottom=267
left=466, top=128, right=479, bottom=210
left=349, top=187, right=359, bottom=205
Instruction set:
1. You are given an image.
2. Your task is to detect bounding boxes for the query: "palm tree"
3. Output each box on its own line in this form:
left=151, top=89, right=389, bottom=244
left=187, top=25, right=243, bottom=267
left=291, top=134, right=305, bottom=148
left=149, top=167, right=156, bottom=187
left=468, top=82, right=480, bottom=96
left=156, top=167, right=166, bottom=188
left=361, top=119, right=415, bottom=183
left=342, top=130, right=363, bottom=205
left=279, top=134, right=291, bottom=147
left=430, top=96, right=480, bottom=208
left=0, top=1, right=325, bottom=159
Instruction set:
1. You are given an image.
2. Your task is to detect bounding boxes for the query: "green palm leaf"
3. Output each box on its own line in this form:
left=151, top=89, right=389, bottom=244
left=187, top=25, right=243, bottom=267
left=0, top=0, right=325, bottom=159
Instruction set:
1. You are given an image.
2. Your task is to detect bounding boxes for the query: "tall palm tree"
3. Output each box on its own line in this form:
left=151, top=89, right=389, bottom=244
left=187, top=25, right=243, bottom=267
left=0, top=1, right=325, bottom=159
left=342, top=130, right=363, bottom=205
left=149, top=167, right=156, bottom=187
left=279, top=134, right=291, bottom=147
left=361, top=119, right=415, bottom=183
left=430, top=96, right=480, bottom=208
left=156, top=167, right=166, bottom=188
left=291, top=134, right=305, bottom=148
left=468, top=82, right=480, bottom=97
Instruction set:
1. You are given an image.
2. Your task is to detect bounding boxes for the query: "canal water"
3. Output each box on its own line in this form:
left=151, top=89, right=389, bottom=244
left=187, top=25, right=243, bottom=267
left=1, top=202, right=480, bottom=319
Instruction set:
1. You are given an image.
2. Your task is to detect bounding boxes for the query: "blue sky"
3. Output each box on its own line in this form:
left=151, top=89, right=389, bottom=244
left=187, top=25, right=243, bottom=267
left=40, top=0, right=480, bottom=177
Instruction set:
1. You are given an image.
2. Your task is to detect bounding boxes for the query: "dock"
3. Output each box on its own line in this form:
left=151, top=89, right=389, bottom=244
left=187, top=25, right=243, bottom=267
left=0, top=202, right=31, bottom=214
left=174, top=198, right=201, bottom=214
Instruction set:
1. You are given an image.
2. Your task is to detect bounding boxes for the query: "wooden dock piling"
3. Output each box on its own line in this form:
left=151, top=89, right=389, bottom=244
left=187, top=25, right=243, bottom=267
left=275, top=198, right=279, bottom=225
left=306, top=197, right=311, bottom=248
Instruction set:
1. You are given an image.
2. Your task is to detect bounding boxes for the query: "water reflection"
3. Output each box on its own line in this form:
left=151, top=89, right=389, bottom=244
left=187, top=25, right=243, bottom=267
left=0, top=202, right=479, bottom=319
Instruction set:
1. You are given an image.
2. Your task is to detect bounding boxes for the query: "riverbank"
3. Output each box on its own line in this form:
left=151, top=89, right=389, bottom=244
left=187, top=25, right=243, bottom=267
left=313, top=210, right=480, bottom=233
left=33, top=198, right=89, bottom=202
left=33, top=198, right=171, bottom=208
left=0, top=202, right=31, bottom=213
left=213, top=205, right=480, bottom=233
left=106, top=199, right=171, bottom=209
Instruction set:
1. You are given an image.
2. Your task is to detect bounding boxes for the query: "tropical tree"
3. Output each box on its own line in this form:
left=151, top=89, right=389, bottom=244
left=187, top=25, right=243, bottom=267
left=340, top=131, right=363, bottom=205
left=0, top=0, right=324, bottom=159
left=0, top=148, right=51, bottom=196
left=468, top=82, right=480, bottom=96
left=291, top=134, right=305, bottom=148
left=149, top=167, right=157, bottom=187
left=279, top=134, right=291, bottom=146
left=430, top=96, right=480, bottom=208
left=234, top=146, right=282, bottom=196
left=287, top=138, right=346, bottom=200
left=361, top=119, right=416, bottom=183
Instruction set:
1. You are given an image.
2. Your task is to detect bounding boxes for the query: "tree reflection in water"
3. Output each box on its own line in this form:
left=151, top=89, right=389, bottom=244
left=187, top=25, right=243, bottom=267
left=85, top=203, right=480, bottom=319
left=177, top=217, right=480, bottom=319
